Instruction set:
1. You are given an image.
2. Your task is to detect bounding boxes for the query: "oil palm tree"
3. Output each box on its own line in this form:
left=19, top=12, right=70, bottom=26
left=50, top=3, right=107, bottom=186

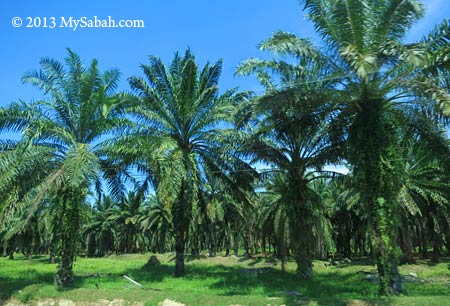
left=257, top=174, right=290, bottom=269
left=83, top=195, right=118, bottom=256
left=139, top=194, right=173, bottom=253
left=237, top=32, right=343, bottom=279
left=108, top=191, right=147, bottom=253
left=127, top=49, right=254, bottom=276
left=296, top=0, right=450, bottom=294
left=0, top=49, right=129, bottom=286
left=397, top=130, right=450, bottom=263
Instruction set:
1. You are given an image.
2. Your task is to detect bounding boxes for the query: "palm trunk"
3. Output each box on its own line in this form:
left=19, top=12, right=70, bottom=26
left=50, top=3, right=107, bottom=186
left=277, top=219, right=287, bottom=271
left=243, top=232, right=250, bottom=257
left=293, top=219, right=313, bottom=280
left=295, top=251, right=313, bottom=280
left=253, top=233, right=259, bottom=255
left=55, top=189, right=81, bottom=287
left=233, top=218, right=239, bottom=256
left=208, top=222, right=216, bottom=257
left=419, top=226, right=428, bottom=259
left=349, top=97, right=405, bottom=295
left=360, top=233, right=365, bottom=256
left=159, top=226, right=167, bottom=254
left=368, top=191, right=404, bottom=295
left=368, top=172, right=404, bottom=295
left=374, top=229, right=404, bottom=295
left=224, top=221, right=230, bottom=256
left=172, top=179, right=191, bottom=277
left=262, top=234, right=266, bottom=254
left=174, top=227, right=185, bottom=277
left=446, top=232, right=450, bottom=256
left=7, top=238, right=15, bottom=260
left=288, top=176, right=314, bottom=280
left=399, top=226, right=414, bottom=264
left=431, top=237, right=440, bottom=263
left=343, top=216, right=352, bottom=258
left=49, top=248, right=56, bottom=264
left=56, top=245, right=75, bottom=286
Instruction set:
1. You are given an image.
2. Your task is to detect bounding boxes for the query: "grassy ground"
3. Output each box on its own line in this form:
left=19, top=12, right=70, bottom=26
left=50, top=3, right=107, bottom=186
left=0, top=253, right=449, bottom=305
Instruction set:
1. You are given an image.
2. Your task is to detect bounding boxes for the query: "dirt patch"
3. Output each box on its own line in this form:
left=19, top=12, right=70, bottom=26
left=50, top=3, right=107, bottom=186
left=157, top=299, right=185, bottom=306
left=4, top=299, right=144, bottom=306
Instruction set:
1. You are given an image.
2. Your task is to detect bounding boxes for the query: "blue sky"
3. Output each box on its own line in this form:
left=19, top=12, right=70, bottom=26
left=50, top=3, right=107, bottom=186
left=0, top=0, right=449, bottom=107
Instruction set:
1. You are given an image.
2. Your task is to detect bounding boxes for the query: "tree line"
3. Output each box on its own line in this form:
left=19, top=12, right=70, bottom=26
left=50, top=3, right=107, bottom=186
left=1, top=0, right=449, bottom=296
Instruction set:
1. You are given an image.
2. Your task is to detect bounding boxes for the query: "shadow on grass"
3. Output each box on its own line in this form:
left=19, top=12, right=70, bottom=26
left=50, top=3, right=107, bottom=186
left=0, top=272, right=54, bottom=303
left=247, top=258, right=262, bottom=267
left=2, top=256, right=448, bottom=306
left=125, top=258, right=450, bottom=305
left=34, top=257, right=60, bottom=264
left=186, top=254, right=208, bottom=262
left=407, top=257, right=450, bottom=266
left=333, top=257, right=375, bottom=269
left=121, top=262, right=398, bottom=306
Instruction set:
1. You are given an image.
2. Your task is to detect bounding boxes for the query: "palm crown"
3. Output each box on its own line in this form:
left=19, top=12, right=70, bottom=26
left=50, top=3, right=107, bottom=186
left=126, top=49, right=253, bottom=276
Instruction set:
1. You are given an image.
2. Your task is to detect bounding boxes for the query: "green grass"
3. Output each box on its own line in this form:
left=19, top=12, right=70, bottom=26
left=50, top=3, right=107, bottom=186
left=0, top=254, right=449, bottom=305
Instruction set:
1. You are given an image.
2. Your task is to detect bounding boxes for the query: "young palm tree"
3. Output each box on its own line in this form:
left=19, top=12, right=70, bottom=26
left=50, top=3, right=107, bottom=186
left=127, top=49, right=253, bottom=276
left=0, top=49, right=128, bottom=286
left=397, top=132, right=450, bottom=262
left=237, top=32, right=342, bottom=279
left=83, top=196, right=118, bottom=256
left=257, top=174, right=291, bottom=269
left=139, top=194, right=173, bottom=253
left=108, top=191, right=147, bottom=253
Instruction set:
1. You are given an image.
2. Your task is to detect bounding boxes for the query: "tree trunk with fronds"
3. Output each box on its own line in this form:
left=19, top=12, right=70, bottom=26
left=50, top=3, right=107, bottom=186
left=372, top=171, right=403, bottom=295
left=174, top=227, right=186, bottom=277
left=172, top=180, right=191, bottom=277
left=55, top=189, right=81, bottom=287
left=349, top=96, right=404, bottom=295
left=292, top=220, right=313, bottom=280
left=288, top=175, right=315, bottom=280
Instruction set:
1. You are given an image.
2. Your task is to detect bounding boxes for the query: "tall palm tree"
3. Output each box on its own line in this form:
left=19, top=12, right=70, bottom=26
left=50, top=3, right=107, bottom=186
left=127, top=49, right=254, bottom=276
left=237, top=32, right=342, bottom=279
left=297, top=0, right=450, bottom=294
left=0, top=49, right=128, bottom=286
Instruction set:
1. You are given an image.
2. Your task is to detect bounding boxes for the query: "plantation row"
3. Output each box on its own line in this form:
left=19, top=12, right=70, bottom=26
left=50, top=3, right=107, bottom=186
left=1, top=0, right=450, bottom=297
